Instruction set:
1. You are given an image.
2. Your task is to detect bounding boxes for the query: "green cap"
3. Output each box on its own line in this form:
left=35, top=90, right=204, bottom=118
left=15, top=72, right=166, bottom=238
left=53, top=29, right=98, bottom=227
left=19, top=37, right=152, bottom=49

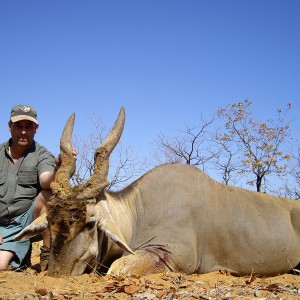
left=10, top=105, right=38, bottom=124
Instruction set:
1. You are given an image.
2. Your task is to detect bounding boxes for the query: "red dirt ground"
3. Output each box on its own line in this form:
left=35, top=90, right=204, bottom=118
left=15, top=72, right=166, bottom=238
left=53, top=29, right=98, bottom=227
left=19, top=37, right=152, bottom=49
left=0, top=242, right=299, bottom=299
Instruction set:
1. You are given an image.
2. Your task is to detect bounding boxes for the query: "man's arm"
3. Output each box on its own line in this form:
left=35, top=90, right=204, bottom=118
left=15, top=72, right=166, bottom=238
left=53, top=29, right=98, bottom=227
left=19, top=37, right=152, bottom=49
left=39, top=170, right=56, bottom=190
left=39, top=149, right=77, bottom=190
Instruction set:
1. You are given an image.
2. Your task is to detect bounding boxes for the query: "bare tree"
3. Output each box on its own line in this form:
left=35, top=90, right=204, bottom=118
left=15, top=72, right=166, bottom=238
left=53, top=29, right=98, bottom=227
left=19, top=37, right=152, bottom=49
left=108, top=144, right=142, bottom=189
left=152, top=115, right=216, bottom=171
left=217, top=100, right=292, bottom=192
left=72, top=114, right=141, bottom=190
left=212, top=134, right=242, bottom=186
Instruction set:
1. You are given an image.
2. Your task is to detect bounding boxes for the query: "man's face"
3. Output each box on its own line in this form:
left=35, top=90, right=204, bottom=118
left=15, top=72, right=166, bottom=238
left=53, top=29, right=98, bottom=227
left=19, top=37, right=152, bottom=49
left=9, top=120, right=39, bottom=147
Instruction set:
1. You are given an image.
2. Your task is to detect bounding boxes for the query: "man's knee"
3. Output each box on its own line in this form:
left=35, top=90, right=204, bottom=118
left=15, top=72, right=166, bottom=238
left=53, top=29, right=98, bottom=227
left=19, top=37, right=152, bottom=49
left=0, top=250, right=14, bottom=270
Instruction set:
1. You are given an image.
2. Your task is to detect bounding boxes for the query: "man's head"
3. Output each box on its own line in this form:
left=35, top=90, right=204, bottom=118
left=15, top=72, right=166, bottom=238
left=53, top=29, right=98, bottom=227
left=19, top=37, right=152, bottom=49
left=9, top=105, right=39, bottom=148
left=10, top=105, right=38, bottom=124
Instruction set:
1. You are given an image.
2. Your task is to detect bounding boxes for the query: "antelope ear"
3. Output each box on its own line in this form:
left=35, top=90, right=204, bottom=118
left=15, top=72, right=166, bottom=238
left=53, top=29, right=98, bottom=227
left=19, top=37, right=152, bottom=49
left=98, top=202, right=134, bottom=255
left=15, top=213, right=49, bottom=240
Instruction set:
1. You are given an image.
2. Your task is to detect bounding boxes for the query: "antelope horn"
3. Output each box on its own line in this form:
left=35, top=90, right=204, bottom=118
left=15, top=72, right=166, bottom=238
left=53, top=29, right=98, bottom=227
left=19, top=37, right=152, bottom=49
left=51, top=113, right=76, bottom=199
left=77, top=107, right=125, bottom=200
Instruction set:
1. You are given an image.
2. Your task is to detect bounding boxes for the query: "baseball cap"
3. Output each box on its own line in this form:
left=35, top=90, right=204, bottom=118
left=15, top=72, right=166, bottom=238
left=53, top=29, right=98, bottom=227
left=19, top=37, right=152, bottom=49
left=10, top=105, right=38, bottom=124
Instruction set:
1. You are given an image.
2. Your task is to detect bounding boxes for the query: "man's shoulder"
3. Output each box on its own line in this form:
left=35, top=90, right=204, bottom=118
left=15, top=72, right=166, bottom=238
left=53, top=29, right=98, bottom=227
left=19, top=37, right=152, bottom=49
left=0, top=141, right=9, bottom=163
left=0, top=141, right=8, bottom=151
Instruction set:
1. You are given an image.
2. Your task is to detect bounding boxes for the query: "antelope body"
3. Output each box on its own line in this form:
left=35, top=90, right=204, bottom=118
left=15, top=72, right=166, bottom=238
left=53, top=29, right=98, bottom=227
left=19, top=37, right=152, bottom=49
left=16, top=108, right=300, bottom=277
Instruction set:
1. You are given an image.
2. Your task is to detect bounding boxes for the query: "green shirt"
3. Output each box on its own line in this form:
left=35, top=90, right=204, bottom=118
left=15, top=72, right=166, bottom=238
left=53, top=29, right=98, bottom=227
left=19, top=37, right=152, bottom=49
left=0, top=139, right=55, bottom=225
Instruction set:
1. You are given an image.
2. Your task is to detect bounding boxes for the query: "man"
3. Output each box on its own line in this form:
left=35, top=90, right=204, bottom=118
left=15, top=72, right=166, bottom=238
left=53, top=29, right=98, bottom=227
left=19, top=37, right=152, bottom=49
left=0, top=104, right=67, bottom=271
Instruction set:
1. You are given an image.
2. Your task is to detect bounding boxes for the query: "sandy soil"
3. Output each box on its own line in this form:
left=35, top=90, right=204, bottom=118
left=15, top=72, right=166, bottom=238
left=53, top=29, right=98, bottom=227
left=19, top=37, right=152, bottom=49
left=0, top=242, right=299, bottom=299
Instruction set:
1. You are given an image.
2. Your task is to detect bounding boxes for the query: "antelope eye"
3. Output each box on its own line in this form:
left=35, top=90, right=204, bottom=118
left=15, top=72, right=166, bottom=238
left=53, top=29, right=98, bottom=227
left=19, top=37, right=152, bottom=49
left=85, top=220, right=96, bottom=230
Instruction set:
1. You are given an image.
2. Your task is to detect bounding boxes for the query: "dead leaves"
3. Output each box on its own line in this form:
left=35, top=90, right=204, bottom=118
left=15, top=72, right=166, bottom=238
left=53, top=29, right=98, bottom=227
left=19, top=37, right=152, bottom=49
left=101, top=273, right=193, bottom=299
left=124, top=284, right=142, bottom=294
left=0, top=271, right=299, bottom=299
left=35, top=287, right=48, bottom=296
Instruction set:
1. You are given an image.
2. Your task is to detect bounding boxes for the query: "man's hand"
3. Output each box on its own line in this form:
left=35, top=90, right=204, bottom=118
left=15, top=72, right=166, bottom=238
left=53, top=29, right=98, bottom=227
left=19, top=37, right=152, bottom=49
left=40, top=149, right=77, bottom=189
left=55, top=148, right=77, bottom=170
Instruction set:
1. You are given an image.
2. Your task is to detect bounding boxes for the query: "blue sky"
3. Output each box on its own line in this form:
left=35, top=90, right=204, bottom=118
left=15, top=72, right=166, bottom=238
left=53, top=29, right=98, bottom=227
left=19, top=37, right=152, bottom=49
left=1, top=1, right=299, bottom=160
